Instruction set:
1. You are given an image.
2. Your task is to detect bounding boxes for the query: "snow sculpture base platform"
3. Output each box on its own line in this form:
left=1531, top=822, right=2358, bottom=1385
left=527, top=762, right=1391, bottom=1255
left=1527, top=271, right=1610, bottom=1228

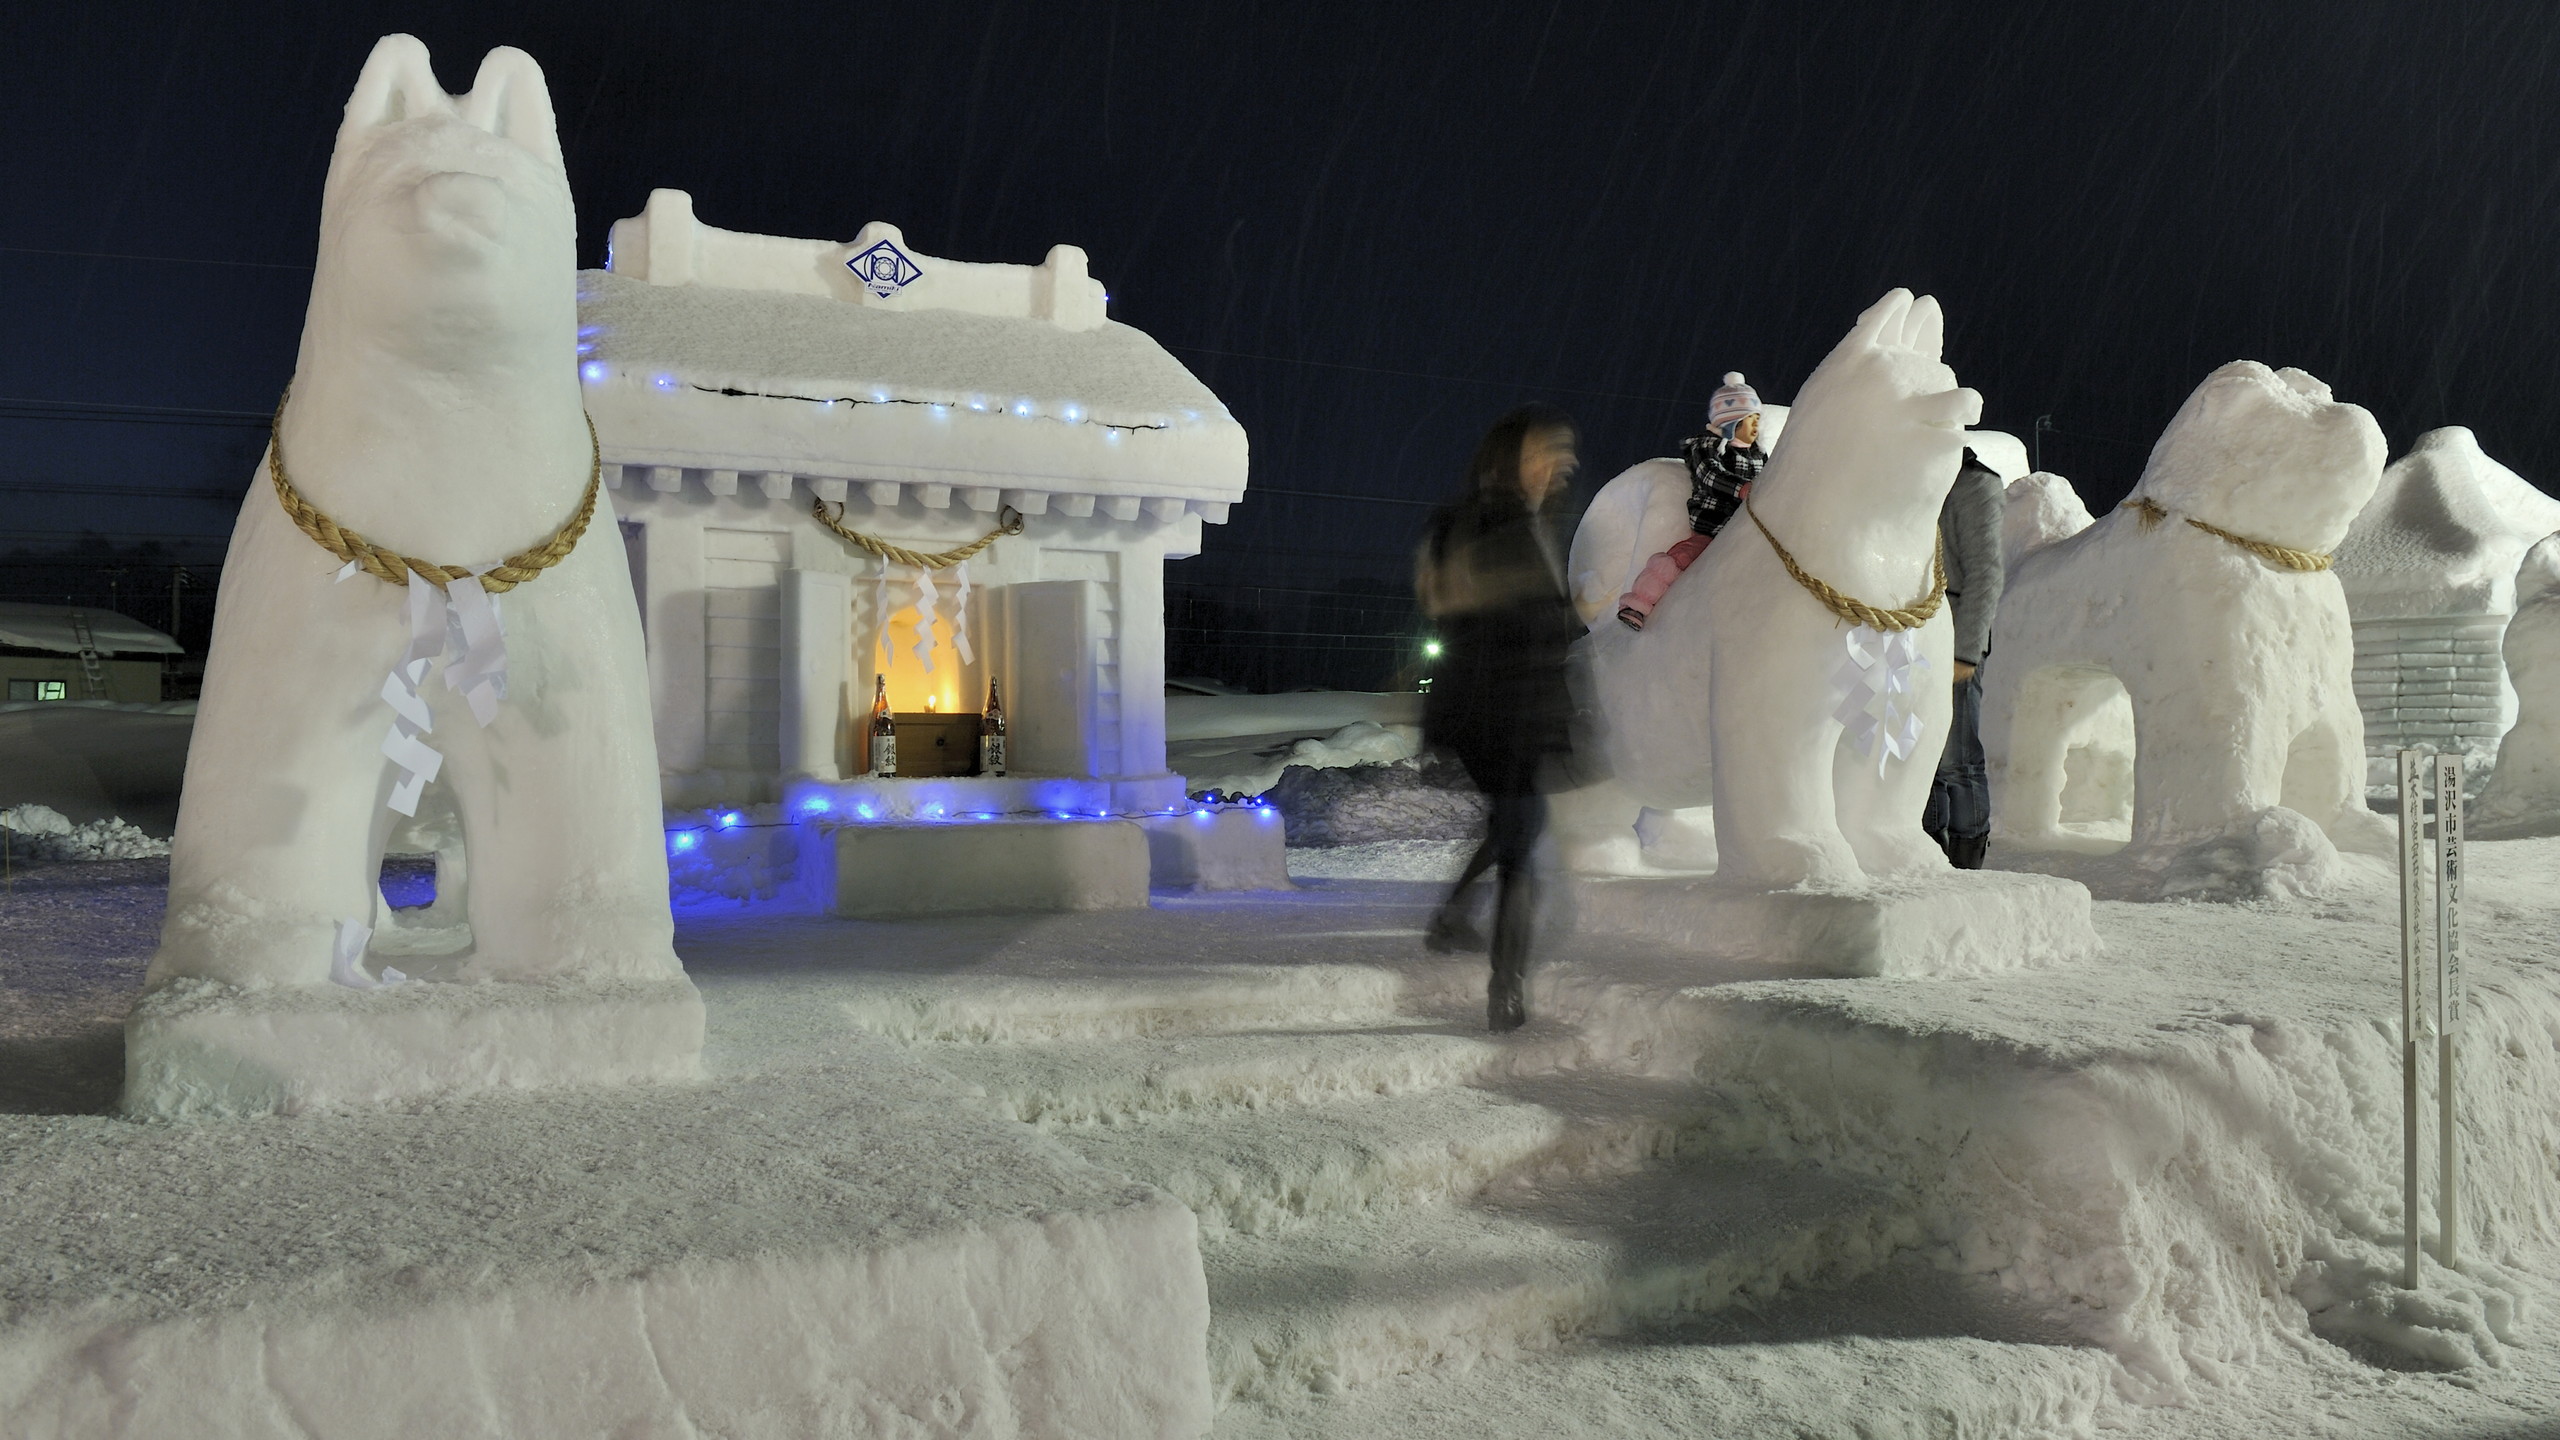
left=1141, top=807, right=1292, bottom=891
left=813, top=816, right=1151, bottom=918
left=122, top=975, right=707, bottom=1120
left=10, top=1032, right=1211, bottom=1440
left=1567, top=870, right=2098, bottom=977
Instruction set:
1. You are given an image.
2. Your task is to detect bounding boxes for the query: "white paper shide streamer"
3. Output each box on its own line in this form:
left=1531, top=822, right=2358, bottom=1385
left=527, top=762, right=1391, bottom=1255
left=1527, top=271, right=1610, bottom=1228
left=356, top=566, right=511, bottom=817
left=1831, top=624, right=1928, bottom=775
left=951, top=560, right=975, bottom=666
left=912, top=565, right=940, bottom=673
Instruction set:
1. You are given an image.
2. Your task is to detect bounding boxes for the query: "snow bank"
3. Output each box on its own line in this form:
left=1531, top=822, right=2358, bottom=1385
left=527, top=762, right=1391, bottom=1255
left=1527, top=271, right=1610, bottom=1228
left=0, top=804, right=168, bottom=861
left=5, top=1030, right=1214, bottom=1438
left=1175, top=720, right=1421, bottom=799
left=1522, top=839, right=2560, bottom=1401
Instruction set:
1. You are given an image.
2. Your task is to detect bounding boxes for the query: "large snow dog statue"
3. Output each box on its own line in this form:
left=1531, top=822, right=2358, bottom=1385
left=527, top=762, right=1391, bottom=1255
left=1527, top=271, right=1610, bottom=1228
left=1981, top=362, right=2394, bottom=869
left=133, top=37, right=699, bottom=1116
left=1579, top=290, right=1981, bottom=888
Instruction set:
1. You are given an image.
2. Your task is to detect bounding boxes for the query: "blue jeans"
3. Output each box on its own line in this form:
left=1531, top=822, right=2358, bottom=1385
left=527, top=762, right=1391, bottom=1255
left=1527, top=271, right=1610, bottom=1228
left=1924, top=674, right=1988, bottom=842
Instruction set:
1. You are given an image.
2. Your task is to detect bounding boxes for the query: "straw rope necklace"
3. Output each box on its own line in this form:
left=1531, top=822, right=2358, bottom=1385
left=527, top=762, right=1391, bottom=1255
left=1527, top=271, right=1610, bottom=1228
left=266, top=390, right=601, bottom=593
left=2119, top=496, right=2333, bottom=572
left=1745, top=498, right=1947, bottom=633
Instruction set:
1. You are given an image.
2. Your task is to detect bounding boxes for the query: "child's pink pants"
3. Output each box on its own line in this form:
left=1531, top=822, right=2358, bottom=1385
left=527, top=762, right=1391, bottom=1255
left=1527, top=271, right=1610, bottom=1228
left=1616, top=532, right=1711, bottom=623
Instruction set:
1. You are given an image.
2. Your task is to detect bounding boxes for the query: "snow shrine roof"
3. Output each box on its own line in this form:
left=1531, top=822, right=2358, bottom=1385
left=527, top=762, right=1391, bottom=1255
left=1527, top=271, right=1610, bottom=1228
left=0, top=602, right=181, bottom=656
left=576, top=192, right=1246, bottom=521
left=2335, top=427, right=2560, bottom=619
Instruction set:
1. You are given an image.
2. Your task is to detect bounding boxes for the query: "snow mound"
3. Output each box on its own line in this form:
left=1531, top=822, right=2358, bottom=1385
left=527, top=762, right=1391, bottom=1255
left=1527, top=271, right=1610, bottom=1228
left=2334, top=426, right=2560, bottom=621
left=1177, top=721, right=1422, bottom=799
left=0, top=804, right=169, bottom=861
left=2001, top=471, right=2094, bottom=561
left=2477, top=551, right=2560, bottom=837
left=1267, top=755, right=1487, bottom=847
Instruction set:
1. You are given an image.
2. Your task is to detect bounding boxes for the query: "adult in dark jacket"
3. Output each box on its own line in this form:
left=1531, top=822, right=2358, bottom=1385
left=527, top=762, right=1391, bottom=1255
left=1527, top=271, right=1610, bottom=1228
left=1924, top=447, right=2006, bottom=868
left=1416, top=403, right=1582, bottom=1031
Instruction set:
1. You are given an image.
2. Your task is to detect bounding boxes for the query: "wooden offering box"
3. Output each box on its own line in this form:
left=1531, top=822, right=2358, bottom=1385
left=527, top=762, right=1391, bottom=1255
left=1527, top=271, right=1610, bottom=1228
left=893, top=712, right=982, bottom=777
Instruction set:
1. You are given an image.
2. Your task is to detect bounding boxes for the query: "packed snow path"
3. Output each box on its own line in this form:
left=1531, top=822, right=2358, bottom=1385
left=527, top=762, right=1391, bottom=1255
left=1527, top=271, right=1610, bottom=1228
left=5, top=851, right=2559, bottom=1436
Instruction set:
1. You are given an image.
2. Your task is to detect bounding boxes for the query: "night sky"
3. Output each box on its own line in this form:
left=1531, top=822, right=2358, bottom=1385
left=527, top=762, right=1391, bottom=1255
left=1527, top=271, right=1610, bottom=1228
left=8, top=1, right=2559, bottom=665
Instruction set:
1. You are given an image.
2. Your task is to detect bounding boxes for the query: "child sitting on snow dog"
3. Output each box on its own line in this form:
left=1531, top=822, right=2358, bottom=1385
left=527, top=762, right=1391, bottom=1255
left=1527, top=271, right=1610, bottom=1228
left=1615, top=373, right=1765, bottom=630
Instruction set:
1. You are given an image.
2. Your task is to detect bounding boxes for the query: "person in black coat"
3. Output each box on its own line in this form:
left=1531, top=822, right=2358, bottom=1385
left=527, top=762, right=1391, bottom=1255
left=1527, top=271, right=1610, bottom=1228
left=1415, top=403, right=1583, bottom=1032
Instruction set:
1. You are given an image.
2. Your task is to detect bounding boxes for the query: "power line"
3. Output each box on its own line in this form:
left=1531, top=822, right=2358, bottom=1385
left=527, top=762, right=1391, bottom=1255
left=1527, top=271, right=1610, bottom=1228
left=0, top=481, right=246, bottom=500
left=0, top=397, right=272, bottom=429
left=1161, top=344, right=1699, bottom=409
left=0, top=245, right=310, bottom=272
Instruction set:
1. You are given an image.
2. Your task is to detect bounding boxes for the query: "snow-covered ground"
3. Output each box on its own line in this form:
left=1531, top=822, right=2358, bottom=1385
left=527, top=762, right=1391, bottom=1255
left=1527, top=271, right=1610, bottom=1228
left=2, top=840, right=2556, bottom=1437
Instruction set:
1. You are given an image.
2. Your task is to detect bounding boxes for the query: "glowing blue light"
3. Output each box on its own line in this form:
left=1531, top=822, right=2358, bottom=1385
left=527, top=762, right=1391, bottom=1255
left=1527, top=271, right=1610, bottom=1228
left=855, top=803, right=876, bottom=820
left=575, top=342, right=595, bottom=356
left=800, top=796, right=833, bottom=815
left=669, top=832, right=697, bottom=852
left=577, top=324, right=602, bottom=338
left=1012, top=399, right=1035, bottom=417
left=652, top=373, right=678, bottom=391
left=1182, top=409, right=1200, bottom=422
left=1061, top=403, right=1083, bottom=423
left=1103, top=429, right=1121, bottom=445
left=718, top=811, right=744, bottom=829
left=1258, top=806, right=1277, bottom=820
left=579, top=361, right=608, bottom=383
left=923, top=803, right=944, bottom=819
left=1193, top=809, right=1213, bottom=824
left=967, top=396, right=989, bottom=412
left=930, top=404, right=950, bottom=420
left=1052, top=810, right=1072, bottom=820
left=871, top=388, right=890, bottom=403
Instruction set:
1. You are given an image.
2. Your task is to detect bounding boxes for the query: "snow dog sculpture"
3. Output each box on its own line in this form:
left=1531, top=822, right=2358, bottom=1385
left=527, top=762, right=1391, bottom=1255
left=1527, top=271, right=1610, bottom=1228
left=134, top=36, right=698, bottom=1114
left=1982, top=362, right=2395, bottom=869
left=1581, top=290, right=1981, bottom=888
left=2476, top=535, right=2560, bottom=837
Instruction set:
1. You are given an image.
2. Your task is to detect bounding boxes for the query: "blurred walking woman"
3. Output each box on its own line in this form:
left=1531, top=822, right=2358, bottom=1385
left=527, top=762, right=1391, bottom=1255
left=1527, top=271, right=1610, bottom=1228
left=1414, top=404, right=1582, bottom=1032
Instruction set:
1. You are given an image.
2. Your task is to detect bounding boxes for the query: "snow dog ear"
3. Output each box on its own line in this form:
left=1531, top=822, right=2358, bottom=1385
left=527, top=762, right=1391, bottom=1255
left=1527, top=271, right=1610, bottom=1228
left=340, top=34, right=454, bottom=135
left=461, top=46, right=565, bottom=172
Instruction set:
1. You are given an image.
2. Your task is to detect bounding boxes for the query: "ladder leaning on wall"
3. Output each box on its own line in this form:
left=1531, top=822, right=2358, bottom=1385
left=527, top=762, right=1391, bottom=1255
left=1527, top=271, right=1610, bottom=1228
left=66, top=610, right=109, bottom=701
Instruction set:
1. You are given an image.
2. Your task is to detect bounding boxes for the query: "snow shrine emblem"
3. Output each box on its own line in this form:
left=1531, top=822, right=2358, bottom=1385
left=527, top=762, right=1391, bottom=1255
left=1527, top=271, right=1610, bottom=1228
left=846, top=238, right=923, bottom=298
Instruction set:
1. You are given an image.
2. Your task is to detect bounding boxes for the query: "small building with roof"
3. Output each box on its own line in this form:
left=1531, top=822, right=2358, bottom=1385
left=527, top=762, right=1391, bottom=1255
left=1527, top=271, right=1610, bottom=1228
left=2334, top=426, right=2560, bottom=781
left=577, top=192, right=1275, bottom=910
left=0, top=602, right=182, bottom=704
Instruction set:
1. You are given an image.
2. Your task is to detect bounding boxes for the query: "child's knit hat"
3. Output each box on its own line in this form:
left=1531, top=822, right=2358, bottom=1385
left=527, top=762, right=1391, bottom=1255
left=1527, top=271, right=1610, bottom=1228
left=1708, top=372, right=1761, bottom=436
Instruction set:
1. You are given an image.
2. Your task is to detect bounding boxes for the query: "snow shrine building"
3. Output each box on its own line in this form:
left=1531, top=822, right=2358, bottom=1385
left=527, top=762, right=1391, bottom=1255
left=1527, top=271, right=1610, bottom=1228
left=2333, top=427, right=2560, bottom=782
left=580, top=191, right=1269, bottom=910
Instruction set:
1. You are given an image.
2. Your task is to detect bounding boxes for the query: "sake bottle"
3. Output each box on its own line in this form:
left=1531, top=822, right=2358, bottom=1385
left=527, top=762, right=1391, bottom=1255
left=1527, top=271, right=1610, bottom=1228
left=978, top=678, right=1008, bottom=777
left=868, top=674, right=898, bottom=777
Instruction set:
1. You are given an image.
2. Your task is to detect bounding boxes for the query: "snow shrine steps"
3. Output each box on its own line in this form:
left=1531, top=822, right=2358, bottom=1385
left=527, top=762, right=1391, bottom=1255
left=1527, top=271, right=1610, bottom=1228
left=829, top=932, right=1933, bottom=1412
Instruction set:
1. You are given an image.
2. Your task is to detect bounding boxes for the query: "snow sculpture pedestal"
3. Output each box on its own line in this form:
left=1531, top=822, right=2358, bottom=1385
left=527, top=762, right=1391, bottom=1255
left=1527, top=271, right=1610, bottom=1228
left=814, top=816, right=1151, bottom=918
left=124, top=975, right=708, bottom=1120
left=1141, top=806, right=1292, bottom=891
left=1569, top=870, right=2098, bottom=978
